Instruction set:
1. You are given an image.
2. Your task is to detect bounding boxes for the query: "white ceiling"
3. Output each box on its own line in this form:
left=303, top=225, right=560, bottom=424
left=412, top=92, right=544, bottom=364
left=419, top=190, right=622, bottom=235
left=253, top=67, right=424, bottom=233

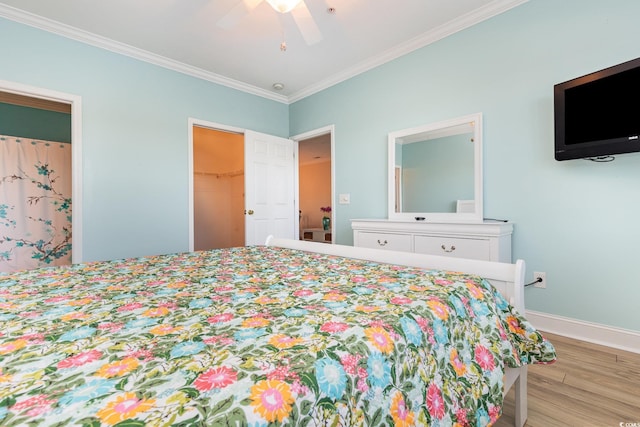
left=0, top=0, right=526, bottom=103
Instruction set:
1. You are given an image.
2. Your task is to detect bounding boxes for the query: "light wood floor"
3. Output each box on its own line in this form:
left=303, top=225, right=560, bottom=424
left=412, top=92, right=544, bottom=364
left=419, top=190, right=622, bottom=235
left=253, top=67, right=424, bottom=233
left=497, top=331, right=640, bottom=427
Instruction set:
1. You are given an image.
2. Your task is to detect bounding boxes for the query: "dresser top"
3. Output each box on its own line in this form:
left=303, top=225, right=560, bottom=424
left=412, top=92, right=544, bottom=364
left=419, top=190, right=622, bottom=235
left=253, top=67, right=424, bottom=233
left=351, top=218, right=513, bottom=236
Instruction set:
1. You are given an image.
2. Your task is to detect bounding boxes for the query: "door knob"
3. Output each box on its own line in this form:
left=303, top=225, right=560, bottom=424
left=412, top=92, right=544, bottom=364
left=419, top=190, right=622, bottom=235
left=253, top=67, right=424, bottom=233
left=247, top=209, right=254, bottom=215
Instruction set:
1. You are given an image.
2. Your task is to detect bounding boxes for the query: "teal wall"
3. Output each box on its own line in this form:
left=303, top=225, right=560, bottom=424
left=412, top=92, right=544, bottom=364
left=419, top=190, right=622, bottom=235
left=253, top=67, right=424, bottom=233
left=290, top=0, right=640, bottom=333
left=0, top=103, right=71, bottom=142
left=1, top=0, right=639, bottom=334
left=0, top=17, right=289, bottom=263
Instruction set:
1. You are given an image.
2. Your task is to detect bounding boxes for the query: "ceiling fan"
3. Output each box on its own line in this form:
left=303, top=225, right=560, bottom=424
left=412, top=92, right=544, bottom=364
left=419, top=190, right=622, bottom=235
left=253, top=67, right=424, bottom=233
left=217, top=0, right=323, bottom=46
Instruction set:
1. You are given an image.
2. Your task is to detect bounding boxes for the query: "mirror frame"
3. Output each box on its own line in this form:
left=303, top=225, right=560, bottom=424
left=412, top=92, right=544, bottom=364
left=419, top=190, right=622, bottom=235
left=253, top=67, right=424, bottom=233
left=388, top=112, right=483, bottom=223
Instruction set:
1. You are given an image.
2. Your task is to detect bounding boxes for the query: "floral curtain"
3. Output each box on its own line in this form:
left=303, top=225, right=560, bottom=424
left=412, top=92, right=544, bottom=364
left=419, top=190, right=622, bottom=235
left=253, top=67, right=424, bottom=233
left=0, top=135, right=72, bottom=272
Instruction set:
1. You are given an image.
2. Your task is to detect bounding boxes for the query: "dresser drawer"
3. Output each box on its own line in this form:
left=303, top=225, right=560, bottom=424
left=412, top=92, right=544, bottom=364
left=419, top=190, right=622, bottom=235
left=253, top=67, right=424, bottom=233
left=355, top=232, right=412, bottom=252
left=414, top=235, right=491, bottom=260
left=351, top=220, right=512, bottom=263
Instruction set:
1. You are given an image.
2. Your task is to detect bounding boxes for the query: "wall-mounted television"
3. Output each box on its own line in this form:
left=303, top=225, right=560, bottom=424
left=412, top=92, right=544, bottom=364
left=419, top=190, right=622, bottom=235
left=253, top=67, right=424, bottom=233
left=554, top=57, right=640, bottom=161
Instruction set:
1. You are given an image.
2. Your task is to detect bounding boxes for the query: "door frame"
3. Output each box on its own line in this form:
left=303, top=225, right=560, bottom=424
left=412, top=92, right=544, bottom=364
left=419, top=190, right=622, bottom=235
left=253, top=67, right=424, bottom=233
left=291, top=125, right=335, bottom=242
left=187, top=118, right=245, bottom=252
left=188, top=119, right=334, bottom=249
left=0, top=80, right=83, bottom=263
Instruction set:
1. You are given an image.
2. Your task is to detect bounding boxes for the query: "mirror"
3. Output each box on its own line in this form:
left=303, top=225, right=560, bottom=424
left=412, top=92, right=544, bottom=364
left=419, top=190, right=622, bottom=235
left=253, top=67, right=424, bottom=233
left=388, top=113, right=483, bottom=223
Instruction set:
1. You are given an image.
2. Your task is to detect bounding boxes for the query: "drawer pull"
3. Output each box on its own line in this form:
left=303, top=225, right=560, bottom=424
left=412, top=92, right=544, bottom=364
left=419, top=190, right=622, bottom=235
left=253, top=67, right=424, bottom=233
left=441, top=244, right=456, bottom=253
left=377, top=239, right=388, bottom=246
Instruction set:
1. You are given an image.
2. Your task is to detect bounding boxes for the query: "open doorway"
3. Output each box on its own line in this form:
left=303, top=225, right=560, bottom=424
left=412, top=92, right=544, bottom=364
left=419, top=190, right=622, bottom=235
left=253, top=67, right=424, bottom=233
left=189, top=121, right=297, bottom=250
left=0, top=84, right=82, bottom=271
left=192, top=126, right=245, bottom=250
left=296, top=127, right=334, bottom=243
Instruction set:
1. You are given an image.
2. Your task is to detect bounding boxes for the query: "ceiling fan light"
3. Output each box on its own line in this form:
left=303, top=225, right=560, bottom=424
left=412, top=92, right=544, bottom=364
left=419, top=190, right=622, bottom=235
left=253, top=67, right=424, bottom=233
left=265, top=0, right=303, bottom=13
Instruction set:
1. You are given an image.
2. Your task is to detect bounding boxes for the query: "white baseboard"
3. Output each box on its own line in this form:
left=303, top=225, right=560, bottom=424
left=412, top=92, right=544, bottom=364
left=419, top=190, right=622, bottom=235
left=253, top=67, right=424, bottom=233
left=525, top=310, right=640, bottom=354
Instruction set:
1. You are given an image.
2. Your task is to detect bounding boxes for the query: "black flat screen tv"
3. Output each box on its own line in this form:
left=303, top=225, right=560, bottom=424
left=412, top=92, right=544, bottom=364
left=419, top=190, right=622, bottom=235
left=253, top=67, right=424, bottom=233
left=554, top=57, right=640, bottom=161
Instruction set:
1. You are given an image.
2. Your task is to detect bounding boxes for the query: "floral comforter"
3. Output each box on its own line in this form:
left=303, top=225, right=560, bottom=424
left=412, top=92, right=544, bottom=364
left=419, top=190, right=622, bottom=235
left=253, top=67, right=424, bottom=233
left=0, top=245, right=556, bottom=426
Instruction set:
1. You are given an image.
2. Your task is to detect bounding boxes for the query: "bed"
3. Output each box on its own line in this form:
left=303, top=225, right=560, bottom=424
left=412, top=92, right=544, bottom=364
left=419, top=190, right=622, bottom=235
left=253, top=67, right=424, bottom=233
left=0, top=237, right=555, bottom=426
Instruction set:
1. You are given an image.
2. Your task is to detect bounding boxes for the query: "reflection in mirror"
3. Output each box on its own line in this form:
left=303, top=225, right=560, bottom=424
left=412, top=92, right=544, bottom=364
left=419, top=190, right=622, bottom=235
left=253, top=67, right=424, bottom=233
left=388, top=113, right=483, bottom=223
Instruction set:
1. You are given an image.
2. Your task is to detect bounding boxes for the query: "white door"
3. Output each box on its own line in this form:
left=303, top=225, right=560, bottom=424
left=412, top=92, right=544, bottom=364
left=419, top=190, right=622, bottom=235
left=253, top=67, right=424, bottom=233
left=245, top=130, right=296, bottom=245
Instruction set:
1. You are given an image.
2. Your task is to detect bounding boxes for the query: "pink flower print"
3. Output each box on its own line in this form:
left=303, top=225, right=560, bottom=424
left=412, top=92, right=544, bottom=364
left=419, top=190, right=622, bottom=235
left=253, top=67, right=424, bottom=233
left=356, top=377, right=369, bottom=393
left=426, top=328, right=436, bottom=345
left=351, top=276, right=367, bottom=283
left=20, top=333, right=45, bottom=344
left=290, top=380, right=310, bottom=395
left=194, top=366, right=237, bottom=391
left=266, top=365, right=299, bottom=381
left=489, top=404, right=501, bottom=423
left=126, top=348, right=155, bottom=362
left=496, top=319, right=509, bottom=340
left=357, top=367, right=368, bottom=378
left=18, top=311, right=41, bottom=318
left=117, top=302, right=143, bottom=312
left=415, top=316, right=429, bottom=332
left=320, top=321, right=349, bottom=333
left=340, top=354, right=362, bottom=375
left=57, top=349, right=103, bottom=369
left=158, top=302, right=178, bottom=310
left=98, top=322, right=124, bottom=332
left=426, top=383, right=445, bottom=419
left=207, top=313, right=234, bottom=323
left=44, top=295, right=70, bottom=304
left=474, top=345, right=495, bottom=371
left=136, top=291, right=154, bottom=297
left=203, top=336, right=234, bottom=346
left=146, top=280, right=165, bottom=286
left=367, top=320, right=390, bottom=329
left=390, top=296, right=412, bottom=305
left=293, top=289, right=314, bottom=297
left=456, top=408, right=469, bottom=426
left=11, top=395, right=55, bottom=417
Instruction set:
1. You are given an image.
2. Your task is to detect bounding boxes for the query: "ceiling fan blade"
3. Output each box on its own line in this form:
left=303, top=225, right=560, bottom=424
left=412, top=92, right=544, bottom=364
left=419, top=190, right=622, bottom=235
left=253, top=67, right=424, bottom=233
left=217, top=0, right=263, bottom=29
left=290, top=1, right=323, bottom=45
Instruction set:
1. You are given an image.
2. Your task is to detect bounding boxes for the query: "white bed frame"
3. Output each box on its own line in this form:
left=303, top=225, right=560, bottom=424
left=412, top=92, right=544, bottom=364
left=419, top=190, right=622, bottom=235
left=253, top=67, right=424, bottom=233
left=265, top=236, right=528, bottom=427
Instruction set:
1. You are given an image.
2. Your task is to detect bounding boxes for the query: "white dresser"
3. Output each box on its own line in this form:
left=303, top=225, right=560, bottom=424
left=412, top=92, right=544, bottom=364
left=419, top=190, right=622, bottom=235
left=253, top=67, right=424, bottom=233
left=351, top=219, right=513, bottom=262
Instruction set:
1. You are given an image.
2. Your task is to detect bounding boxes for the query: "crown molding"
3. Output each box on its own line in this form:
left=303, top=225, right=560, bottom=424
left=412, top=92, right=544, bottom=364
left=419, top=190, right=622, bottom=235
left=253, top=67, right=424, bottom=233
left=0, top=0, right=527, bottom=105
left=288, top=0, right=528, bottom=103
left=0, top=4, right=288, bottom=104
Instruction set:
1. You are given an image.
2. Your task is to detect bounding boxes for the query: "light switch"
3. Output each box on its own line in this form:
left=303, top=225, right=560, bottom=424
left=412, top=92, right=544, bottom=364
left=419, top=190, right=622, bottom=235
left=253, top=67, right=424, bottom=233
left=339, top=193, right=350, bottom=204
